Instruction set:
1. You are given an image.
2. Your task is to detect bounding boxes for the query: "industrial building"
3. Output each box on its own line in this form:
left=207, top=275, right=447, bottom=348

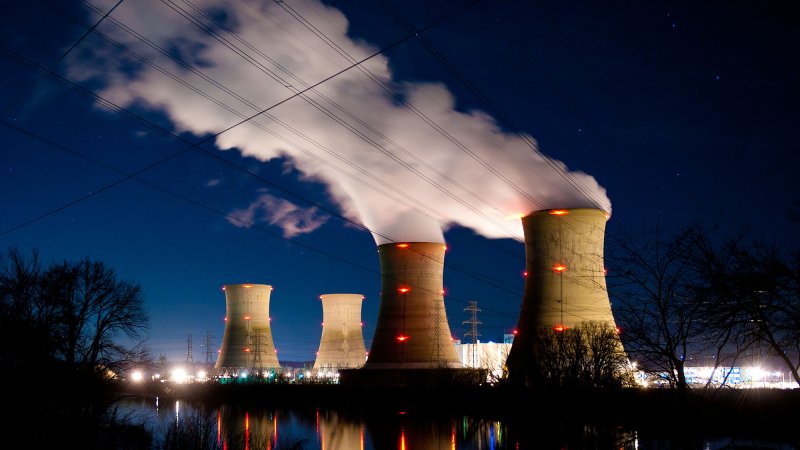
left=453, top=340, right=512, bottom=381
left=314, top=293, right=367, bottom=370
left=213, top=283, right=280, bottom=377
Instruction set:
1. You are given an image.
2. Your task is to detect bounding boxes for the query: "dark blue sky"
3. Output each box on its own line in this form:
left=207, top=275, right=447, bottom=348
left=2, top=0, right=797, bottom=362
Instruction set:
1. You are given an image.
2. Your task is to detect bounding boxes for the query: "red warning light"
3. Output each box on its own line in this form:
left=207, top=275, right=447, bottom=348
left=242, top=284, right=253, bottom=288
left=615, top=326, right=621, bottom=334
left=554, top=325, right=567, bottom=332
left=244, top=315, right=250, bottom=320
left=396, top=335, right=409, bottom=342
left=553, top=264, right=567, bottom=273
left=398, top=287, right=410, bottom=294
left=441, top=289, right=446, bottom=295
left=397, top=243, right=409, bottom=248
left=224, top=317, right=227, bottom=321
left=512, top=329, right=518, bottom=335
left=523, top=271, right=528, bottom=277
left=244, top=348, right=251, bottom=352
left=603, top=268, right=608, bottom=276
left=549, top=210, right=569, bottom=216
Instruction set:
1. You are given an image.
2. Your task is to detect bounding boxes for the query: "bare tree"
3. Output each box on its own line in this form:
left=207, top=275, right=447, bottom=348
left=0, top=248, right=149, bottom=374
left=607, top=227, right=703, bottom=393
left=685, top=228, right=800, bottom=385
left=513, top=321, right=633, bottom=388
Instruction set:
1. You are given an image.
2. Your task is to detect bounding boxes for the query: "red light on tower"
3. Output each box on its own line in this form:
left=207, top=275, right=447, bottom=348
left=553, top=264, right=567, bottom=273
left=396, top=243, right=409, bottom=248
left=512, top=329, right=518, bottom=335
left=523, top=271, right=528, bottom=277
left=244, top=348, right=251, bottom=352
left=549, top=209, right=569, bottom=216
left=244, top=315, right=250, bottom=320
left=396, top=335, right=409, bottom=342
left=603, top=268, right=609, bottom=276
left=554, top=325, right=567, bottom=332
left=615, top=326, right=621, bottom=334
left=398, top=287, right=410, bottom=294
left=242, top=284, right=253, bottom=288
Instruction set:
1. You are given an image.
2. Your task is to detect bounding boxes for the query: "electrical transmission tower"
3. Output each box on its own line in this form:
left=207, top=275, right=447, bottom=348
left=463, top=301, right=482, bottom=367
left=252, top=329, right=262, bottom=369
left=432, top=299, right=443, bottom=365
left=202, top=331, right=214, bottom=365
left=186, top=334, right=193, bottom=363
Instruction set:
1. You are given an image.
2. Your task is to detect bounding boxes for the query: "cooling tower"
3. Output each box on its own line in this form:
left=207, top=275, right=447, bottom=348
left=314, top=293, right=367, bottom=369
left=214, top=284, right=279, bottom=375
left=362, top=242, right=461, bottom=369
left=506, top=208, right=621, bottom=375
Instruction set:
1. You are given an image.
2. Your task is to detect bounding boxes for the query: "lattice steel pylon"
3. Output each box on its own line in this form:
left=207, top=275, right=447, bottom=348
left=186, top=334, right=193, bottom=363
left=203, top=331, right=214, bottom=365
left=463, top=301, right=482, bottom=367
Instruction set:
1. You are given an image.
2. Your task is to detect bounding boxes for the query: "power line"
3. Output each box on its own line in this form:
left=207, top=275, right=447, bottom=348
left=1, top=0, right=124, bottom=118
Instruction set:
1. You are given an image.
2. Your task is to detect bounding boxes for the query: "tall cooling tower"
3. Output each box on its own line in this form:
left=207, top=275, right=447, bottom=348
left=314, top=293, right=367, bottom=369
left=363, top=242, right=461, bottom=369
left=506, top=208, right=620, bottom=376
left=214, top=284, right=279, bottom=375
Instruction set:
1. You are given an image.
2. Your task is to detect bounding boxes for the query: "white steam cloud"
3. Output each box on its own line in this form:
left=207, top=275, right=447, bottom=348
left=227, top=192, right=329, bottom=238
left=68, top=0, right=610, bottom=244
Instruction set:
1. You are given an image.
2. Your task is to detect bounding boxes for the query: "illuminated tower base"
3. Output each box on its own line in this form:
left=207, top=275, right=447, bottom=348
left=314, top=293, right=367, bottom=370
left=213, top=284, right=280, bottom=377
left=362, top=242, right=461, bottom=369
left=506, top=208, right=623, bottom=384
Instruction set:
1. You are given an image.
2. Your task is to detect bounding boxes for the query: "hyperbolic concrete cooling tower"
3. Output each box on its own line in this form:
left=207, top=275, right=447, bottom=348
left=363, top=242, right=461, bottom=369
left=506, top=208, right=621, bottom=373
left=214, top=284, right=279, bottom=375
left=314, top=293, right=367, bottom=369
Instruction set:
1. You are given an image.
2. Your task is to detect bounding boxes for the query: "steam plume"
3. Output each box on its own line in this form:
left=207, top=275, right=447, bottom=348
left=68, top=0, right=611, bottom=244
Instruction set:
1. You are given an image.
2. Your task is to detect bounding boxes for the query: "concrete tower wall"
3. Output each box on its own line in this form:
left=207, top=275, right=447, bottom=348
left=214, top=284, right=279, bottom=373
left=507, top=208, right=620, bottom=373
left=314, top=293, right=367, bottom=369
left=363, top=242, right=461, bottom=369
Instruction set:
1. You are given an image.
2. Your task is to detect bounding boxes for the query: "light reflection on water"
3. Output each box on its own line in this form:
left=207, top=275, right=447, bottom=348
left=122, top=397, right=637, bottom=449
left=119, top=397, right=795, bottom=449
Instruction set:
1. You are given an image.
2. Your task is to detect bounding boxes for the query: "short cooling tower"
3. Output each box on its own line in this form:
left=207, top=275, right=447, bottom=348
left=214, top=284, right=279, bottom=375
left=362, top=242, right=461, bottom=369
left=506, top=208, right=621, bottom=377
left=314, top=293, right=367, bottom=369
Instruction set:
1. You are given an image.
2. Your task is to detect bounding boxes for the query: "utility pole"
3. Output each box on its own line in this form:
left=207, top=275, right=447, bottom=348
left=463, top=301, right=481, bottom=367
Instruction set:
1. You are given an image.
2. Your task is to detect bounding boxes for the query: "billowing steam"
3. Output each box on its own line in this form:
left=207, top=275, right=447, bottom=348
left=68, top=0, right=610, bottom=244
left=227, top=191, right=329, bottom=238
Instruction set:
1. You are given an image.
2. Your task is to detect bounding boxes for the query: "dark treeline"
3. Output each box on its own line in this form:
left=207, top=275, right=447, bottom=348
left=607, top=220, right=800, bottom=393
left=0, top=247, right=151, bottom=448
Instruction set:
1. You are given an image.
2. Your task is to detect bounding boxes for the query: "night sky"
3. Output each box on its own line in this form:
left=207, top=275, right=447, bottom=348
left=2, top=0, right=797, bottom=363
